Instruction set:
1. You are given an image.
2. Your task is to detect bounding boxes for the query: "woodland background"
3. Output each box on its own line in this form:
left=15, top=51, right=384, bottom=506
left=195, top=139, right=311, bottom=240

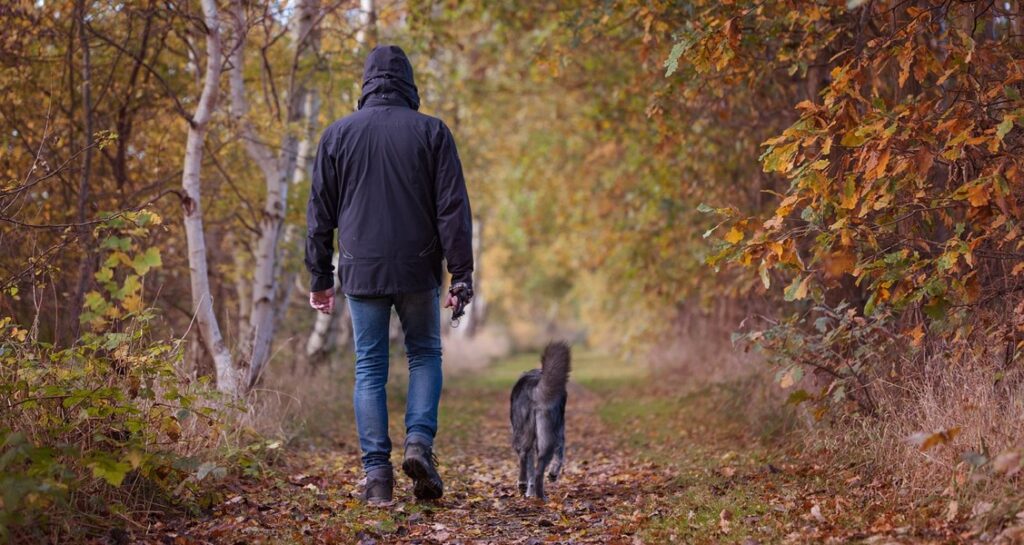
left=2, top=0, right=1024, bottom=542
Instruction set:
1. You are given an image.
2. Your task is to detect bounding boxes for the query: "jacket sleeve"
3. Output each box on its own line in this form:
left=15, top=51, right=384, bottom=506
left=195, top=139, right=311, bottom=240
left=305, top=130, right=340, bottom=292
left=434, top=124, right=474, bottom=289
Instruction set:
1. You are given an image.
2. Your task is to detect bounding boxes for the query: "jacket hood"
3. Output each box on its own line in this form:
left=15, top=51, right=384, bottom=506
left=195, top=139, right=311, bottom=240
left=358, top=45, right=420, bottom=111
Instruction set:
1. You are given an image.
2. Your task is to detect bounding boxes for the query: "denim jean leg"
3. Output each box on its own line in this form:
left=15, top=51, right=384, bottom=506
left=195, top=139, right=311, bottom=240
left=394, top=288, right=442, bottom=447
left=347, top=294, right=394, bottom=471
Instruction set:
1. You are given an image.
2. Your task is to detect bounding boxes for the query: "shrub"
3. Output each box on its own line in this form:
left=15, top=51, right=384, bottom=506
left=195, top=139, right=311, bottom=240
left=0, top=211, right=230, bottom=542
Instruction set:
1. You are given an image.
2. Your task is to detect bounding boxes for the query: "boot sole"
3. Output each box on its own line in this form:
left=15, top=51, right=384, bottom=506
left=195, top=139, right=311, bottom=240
left=402, top=456, right=443, bottom=500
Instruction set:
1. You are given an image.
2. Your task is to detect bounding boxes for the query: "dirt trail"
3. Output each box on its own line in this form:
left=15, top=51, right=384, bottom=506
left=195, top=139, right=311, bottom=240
left=162, top=353, right=963, bottom=545
left=397, top=384, right=674, bottom=544
left=171, top=379, right=672, bottom=544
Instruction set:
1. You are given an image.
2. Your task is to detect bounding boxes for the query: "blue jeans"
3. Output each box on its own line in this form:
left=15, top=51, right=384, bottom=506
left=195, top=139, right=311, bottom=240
left=346, top=288, right=443, bottom=471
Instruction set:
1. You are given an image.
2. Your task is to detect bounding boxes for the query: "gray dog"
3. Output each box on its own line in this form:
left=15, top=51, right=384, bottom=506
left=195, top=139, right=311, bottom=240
left=510, top=342, right=571, bottom=499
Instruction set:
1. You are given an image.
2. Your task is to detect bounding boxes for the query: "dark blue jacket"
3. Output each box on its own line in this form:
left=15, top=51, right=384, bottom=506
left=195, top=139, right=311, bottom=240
left=305, top=45, right=473, bottom=296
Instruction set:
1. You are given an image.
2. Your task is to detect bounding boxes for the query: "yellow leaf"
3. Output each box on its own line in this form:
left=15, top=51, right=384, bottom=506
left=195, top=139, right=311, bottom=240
left=966, top=184, right=989, bottom=207
left=122, top=293, right=144, bottom=314
left=724, top=227, right=744, bottom=244
left=908, top=324, right=925, bottom=347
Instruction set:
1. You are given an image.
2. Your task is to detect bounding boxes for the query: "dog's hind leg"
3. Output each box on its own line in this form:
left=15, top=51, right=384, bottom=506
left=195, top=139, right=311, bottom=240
left=522, top=446, right=536, bottom=497
left=531, top=412, right=557, bottom=500
left=547, top=430, right=565, bottom=482
left=517, top=447, right=531, bottom=495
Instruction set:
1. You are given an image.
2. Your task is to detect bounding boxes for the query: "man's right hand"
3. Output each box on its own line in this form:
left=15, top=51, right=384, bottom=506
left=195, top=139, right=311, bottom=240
left=309, top=289, right=335, bottom=315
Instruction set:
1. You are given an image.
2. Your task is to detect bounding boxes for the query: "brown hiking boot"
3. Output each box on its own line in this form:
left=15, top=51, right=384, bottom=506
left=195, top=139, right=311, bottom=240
left=363, top=466, right=394, bottom=505
left=402, top=442, right=443, bottom=500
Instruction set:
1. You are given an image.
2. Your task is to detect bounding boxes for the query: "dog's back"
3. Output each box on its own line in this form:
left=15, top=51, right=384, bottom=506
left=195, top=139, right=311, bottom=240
left=510, top=342, right=570, bottom=499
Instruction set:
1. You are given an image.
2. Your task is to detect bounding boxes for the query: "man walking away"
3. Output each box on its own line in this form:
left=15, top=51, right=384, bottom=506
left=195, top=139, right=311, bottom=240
left=304, top=45, right=474, bottom=504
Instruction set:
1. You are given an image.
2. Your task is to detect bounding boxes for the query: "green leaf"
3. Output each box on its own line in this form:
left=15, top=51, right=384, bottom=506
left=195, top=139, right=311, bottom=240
left=777, top=366, right=804, bottom=389
left=101, top=236, right=131, bottom=251
left=94, top=267, right=114, bottom=283
left=84, top=291, right=107, bottom=312
left=924, top=297, right=950, bottom=320
left=997, top=115, right=1015, bottom=141
left=786, top=389, right=812, bottom=405
left=664, top=35, right=698, bottom=77
left=131, top=247, right=162, bottom=276
left=783, top=275, right=810, bottom=301
left=196, top=461, right=226, bottom=482
left=89, top=457, right=131, bottom=487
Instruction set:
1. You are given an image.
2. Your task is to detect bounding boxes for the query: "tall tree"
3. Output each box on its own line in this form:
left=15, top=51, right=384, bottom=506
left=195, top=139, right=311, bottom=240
left=66, top=0, right=96, bottom=344
left=229, top=0, right=322, bottom=391
left=181, top=0, right=235, bottom=394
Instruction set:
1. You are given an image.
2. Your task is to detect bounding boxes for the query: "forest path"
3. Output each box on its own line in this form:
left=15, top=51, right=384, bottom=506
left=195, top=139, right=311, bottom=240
left=169, top=352, right=959, bottom=544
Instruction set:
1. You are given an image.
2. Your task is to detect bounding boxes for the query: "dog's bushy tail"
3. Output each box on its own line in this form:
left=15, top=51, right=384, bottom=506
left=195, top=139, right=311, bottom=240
left=538, top=341, right=571, bottom=404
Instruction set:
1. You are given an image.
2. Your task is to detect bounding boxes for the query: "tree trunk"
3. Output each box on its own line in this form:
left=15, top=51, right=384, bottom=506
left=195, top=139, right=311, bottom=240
left=67, top=0, right=95, bottom=345
left=181, top=0, right=237, bottom=395
left=230, top=0, right=321, bottom=391
left=356, top=0, right=377, bottom=46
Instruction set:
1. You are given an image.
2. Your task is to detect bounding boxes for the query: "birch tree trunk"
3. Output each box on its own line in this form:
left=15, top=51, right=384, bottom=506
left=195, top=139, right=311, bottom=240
left=230, top=0, right=321, bottom=391
left=181, top=0, right=237, bottom=394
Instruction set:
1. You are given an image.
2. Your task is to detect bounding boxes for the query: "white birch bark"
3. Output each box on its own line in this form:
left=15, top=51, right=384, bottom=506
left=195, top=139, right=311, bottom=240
left=355, top=0, right=377, bottom=45
left=181, top=0, right=237, bottom=394
left=230, top=0, right=320, bottom=390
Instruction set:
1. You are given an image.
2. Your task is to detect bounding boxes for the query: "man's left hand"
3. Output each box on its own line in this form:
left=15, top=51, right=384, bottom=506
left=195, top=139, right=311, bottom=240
left=310, top=289, right=335, bottom=315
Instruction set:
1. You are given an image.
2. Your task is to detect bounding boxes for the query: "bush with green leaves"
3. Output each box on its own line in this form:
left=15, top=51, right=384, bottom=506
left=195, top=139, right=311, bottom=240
left=735, top=302, right=912, bottom=420
left=0, top=211, right=230, bottom=541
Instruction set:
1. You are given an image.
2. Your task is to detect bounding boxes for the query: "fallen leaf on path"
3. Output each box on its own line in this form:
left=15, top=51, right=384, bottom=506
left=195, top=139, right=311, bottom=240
left=993, top=451, right=1021, bottom=476
left=810, top=503, right=826, bottom=523
left=719, top=509, right=733, bottom=534
left=946, top=500, right=959, bottom=522
left=973, top=501, right=994, bottom=517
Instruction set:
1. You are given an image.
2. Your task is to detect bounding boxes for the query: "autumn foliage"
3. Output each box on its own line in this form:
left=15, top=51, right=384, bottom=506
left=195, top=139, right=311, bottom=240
left=3, top=0, right=1024, bottom=541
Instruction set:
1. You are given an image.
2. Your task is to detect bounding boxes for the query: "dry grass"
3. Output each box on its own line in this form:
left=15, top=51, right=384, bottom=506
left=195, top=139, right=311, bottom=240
left=648, top=302, right=1024, bottom=529
left=244, top=323, right=515, bottom=444
left=833, top=352, right=1024, bottom=508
